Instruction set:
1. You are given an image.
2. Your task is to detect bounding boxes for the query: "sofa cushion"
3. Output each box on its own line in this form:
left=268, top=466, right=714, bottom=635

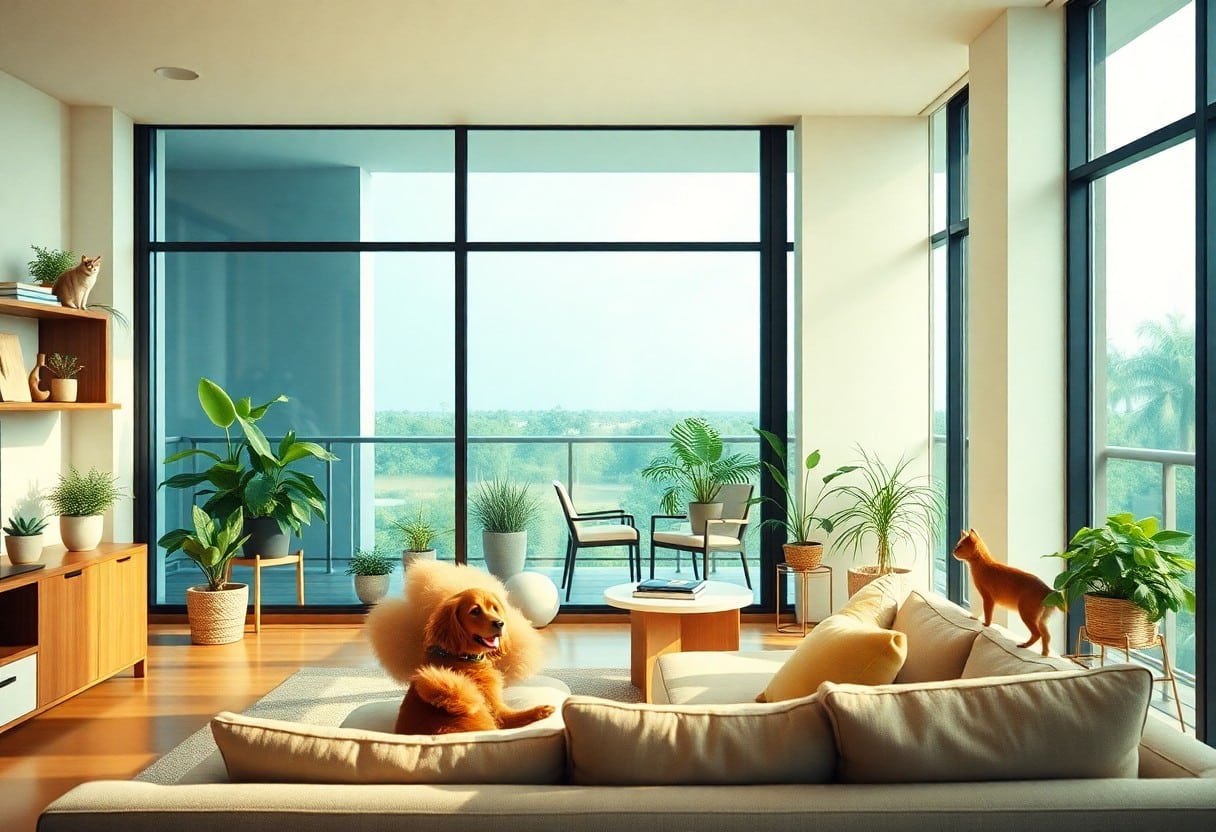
left=891, top=591, right=985, bottom=683
left=820, top=665, right=1152, bottom=783
left=211, top=711, right=565, bottom=784
left=961, top=628, right=1078, bottom=678
left=836, top=571, right=906, bottom=629
left=653, top=650, right=792, bottom=705
left=562, top=693, right=835, bottom=785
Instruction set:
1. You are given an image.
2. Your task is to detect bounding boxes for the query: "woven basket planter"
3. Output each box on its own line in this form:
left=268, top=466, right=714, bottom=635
left=847, top=565, right=911, bottom=597
left=783, top=543, right=824, bottom=571
left=1083, top=594, right=1159, bottom=649
left=186, top=583, right=249, bottom=645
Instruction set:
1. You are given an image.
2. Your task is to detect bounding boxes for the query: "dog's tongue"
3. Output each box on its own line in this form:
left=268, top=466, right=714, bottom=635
left=479, top=635, right=501, bottom=651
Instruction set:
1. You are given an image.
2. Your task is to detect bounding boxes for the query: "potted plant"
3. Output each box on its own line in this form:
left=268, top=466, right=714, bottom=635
left=752, top=428, right=856, bottom=570
left=469, top=476, right=541, bottom=580
left=46, top=352, right=82, bottom=403
left=346, top=548, right=397, bottom=605
left=3, top=512, right=48, bottom=564
left=825, top=448, right=944, bottom=596
left=46, top=466, right=123, bottom=551
left=641, top=417, right=760, bottom=533
left=161, top=506, right=251, bottom=644
left=1044, top=513, right=1195, bottom=648
left=392, top=506, right=447, bottom=569
left=159, top=378, right=338, bottom=558
left=27, top=245, right=77, bottom=286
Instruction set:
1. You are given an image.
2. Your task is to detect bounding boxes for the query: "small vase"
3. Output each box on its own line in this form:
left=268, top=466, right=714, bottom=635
left=27, top=353, right=50, bottom=402
left=5, top=533, right=44, bottom=564
left=49, top=378, right=78, bottom=403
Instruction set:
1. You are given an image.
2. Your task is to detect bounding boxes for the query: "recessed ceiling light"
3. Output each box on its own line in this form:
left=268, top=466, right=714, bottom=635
left=154, top=66, right=199, bottom=81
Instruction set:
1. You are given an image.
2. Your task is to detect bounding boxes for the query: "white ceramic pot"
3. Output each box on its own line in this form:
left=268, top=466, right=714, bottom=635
left=354, top=574, right=391, bottom=605
left=186, top=583, right=249, bottom=645
left=4, top=533, right=44, bottom=564
left=60, top=514, right=104, bottom=551
left=482, top=531, right=527, bottom=580
left=402, top=548, right=437, bottom=571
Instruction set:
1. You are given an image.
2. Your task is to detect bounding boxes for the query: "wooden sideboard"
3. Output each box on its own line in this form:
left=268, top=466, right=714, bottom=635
left=0, top=543, right=147, bottom=733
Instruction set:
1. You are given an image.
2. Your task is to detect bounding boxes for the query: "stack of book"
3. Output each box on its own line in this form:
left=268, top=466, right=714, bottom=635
left=0, top=282, right=58, bottom=305
left=632, top=578, right=707, bottom=600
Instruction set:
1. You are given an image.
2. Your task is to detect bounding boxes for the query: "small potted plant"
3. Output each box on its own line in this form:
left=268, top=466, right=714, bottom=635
left=346, top=548, right=397, bottom=605
left=46, top=352, right=83, bottom=403
left=1044, top=513, right=1195, bottom=648
left=469, top=476, right=541, bottom=580
left=161, top=506, right=251, bottom=645
left=27, top=245, right=77, bottom=286
left=46, top=466, right=123, bottom=551
left=3, top=512, right=48, bottom=564
left=392, top=506, right=446, bottom=570
left=641, top=417, right=760, bottom=533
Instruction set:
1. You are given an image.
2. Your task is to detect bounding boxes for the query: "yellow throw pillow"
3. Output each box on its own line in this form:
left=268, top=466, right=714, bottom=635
left=835, top=572, right=905, bottom=629
left=757, top=613, right=907, bottom=702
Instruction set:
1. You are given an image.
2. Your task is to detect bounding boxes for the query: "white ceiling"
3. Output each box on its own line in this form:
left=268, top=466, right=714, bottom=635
left=0, top=0, right=1046, bottom=125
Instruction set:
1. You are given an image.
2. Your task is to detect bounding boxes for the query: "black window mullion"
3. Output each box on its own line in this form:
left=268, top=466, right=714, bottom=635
left=455, top=128, right=469, bottom=565
left=944, top=88, right=969, bottom=604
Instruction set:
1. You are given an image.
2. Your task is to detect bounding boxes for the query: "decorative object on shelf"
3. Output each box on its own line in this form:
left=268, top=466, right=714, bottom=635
left=0, top=331, right=32, bottom=402
left=27, top=351, right=50, bottom=402
left=159, top=377, right=338, bottom=558
left=167, top=506, right=252, bottom=645
left=27, top=245, right=78, bottom=286
left=393, top=505, right=447, bottom=570
left=46, top=466, right=124, bottom=551
left=346, top=548, right=397, bottom=605
left=3, top=512, right=48, bottom=564
left=824, top=447, right=943, bottom=596
left=469, top=475, right=541, bottom=580
left=752, top=428, right=856, bottom=570
left=641, top=417, right=759, bottom=534
left=50, top=254, right=101, bottom=310
left=505, top=571, right=560, bottom=627
left=46, top=351, right=82, bottom=403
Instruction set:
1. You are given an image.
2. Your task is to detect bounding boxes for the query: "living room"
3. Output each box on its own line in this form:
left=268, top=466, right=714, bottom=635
left=1, top=1, right=1214, bottom=829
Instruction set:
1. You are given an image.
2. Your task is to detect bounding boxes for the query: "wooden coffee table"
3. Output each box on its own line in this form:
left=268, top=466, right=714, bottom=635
left=603, top=581, right=754, bottom=702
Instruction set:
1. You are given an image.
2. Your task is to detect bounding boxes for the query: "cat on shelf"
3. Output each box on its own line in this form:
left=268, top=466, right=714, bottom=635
left=952, top=528, right=1053, bottom=655
left=52, top=254, right=101, bottom=310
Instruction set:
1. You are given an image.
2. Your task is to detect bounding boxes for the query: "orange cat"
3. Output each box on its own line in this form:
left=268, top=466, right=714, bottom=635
left=952, top=528, right=1053, bottom=655
left=52, top=254, right=101, bottom=310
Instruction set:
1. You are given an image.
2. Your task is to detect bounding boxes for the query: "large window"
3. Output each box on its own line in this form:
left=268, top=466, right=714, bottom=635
left=139, top=127, right=791, bottom=612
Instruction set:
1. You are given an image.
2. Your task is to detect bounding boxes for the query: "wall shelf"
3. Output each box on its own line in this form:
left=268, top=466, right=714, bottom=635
left=0, top=298, right=112, bottom=405
left=0, top=402, right=120, bottom=413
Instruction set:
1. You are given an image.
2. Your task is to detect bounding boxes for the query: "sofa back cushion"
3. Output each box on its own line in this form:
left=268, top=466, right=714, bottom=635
left=891, top=591, right=985, bottom=683
left=211, top=711, right=565, bottom=784
left=820, top=666, right=1152, bottom=783
left=562, top=694, right=835, bottom=785
left=961, top=628, right=1078, bottom=678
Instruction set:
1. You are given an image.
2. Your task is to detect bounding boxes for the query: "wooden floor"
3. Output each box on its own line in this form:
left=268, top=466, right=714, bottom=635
left=0, top=619, right=803, bottom=832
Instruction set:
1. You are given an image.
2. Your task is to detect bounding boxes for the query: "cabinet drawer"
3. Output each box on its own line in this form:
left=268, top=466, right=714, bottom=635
left=0, top=654, right=38, bottom=727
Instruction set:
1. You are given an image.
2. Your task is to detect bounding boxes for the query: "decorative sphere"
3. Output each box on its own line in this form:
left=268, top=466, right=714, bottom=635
left=504, top=571, right=560, bottom=628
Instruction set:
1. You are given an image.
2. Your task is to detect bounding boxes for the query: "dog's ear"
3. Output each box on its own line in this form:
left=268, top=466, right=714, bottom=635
left=423, top=593, right=467, bottom=655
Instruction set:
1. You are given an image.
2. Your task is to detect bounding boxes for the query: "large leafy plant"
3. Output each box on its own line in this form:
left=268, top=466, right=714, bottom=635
left=1044, top=513, right=1195, bottom=622
left=171, top=506, right=250, bottom=592
left=753, top=428, right=855, bottom=544
left=641, top=417, right=760, bottom=514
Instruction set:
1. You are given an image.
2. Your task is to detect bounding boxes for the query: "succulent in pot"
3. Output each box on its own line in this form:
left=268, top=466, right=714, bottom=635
left=3, top=512, right=49, bottom=564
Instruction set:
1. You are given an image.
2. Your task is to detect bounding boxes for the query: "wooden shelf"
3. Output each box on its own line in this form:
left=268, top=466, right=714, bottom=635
left=0, top=299, right=107, bottom=322
left=0, top=297, right=112, bottom=404
left=0, top=402, right=120, bottom=413
left=0, top=644, right=37, bottom=664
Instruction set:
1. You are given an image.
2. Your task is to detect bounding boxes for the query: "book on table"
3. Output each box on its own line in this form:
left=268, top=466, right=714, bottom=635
left=632, top=578, right=706, bottom=599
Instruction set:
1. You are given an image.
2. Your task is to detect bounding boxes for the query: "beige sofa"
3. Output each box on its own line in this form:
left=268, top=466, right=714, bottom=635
left=40, top=581, right=1216, bottom=832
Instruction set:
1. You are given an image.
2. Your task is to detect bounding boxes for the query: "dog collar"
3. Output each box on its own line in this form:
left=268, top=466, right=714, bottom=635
left=428, top=645, right=487, bottom=663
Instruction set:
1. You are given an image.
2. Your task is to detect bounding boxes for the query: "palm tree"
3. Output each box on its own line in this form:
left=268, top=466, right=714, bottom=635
left=1107, top=313, right=1195, bottom=452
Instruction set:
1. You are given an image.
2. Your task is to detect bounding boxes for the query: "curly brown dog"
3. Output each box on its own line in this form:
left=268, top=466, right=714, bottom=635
left=394, top=588, right=556, bottom=734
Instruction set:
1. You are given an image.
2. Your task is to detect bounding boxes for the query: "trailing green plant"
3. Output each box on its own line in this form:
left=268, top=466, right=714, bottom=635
left=159, top=378, right=338, bottom=540
left=345, top=548, right=398, bottom=577
left=46, top=352, right=83, bottom=379
left=1043, top=513, right=1195, bottom=622
left=469, top=476, right=541, bottom=534
left=752, top=428, right=856, bottom=543
left=824, top=448, right=943, bottom=574
left=27, top=245, right=77, bottom=285
left=164, top=505, right=250, bottom=592
left=46, top=467, right=123, bottom=517
left=641, top=417, right=760, bottom=514
left=3, top=513, right=48, bottom=536
left=392, top=506, right=447, bottom=552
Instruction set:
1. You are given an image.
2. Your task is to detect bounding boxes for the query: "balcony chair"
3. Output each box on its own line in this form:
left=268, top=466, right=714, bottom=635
left=553, top=480, right=641, bottom=602
left=649, top=483, right=754, bottom=589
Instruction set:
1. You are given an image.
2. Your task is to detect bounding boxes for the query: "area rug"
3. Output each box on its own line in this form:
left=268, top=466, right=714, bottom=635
left=136, top=665, right=637, bottom=785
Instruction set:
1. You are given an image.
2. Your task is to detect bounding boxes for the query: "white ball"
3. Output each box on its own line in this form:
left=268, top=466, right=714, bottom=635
left=504, top=571, right=560, bottom=628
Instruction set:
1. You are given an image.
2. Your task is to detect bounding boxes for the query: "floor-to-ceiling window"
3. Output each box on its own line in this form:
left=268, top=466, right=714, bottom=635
left=138, top=126, right=790, bottom=612
left=1067, top=0, right=1211, bottom=737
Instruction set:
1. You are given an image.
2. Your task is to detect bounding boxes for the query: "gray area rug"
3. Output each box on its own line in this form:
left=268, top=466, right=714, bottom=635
left=136, top=665, right=637, bottom=785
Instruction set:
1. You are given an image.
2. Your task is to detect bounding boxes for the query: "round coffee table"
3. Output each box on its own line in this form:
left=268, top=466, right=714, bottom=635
left=603, top=581, right=754, bottom=702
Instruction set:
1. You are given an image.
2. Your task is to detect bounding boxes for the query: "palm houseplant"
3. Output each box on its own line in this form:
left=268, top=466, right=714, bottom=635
left=825, top=448, right=944, bottom=596
left=3, top=512, right=48, bottom=564
left=1044, top=513, right=1195, bottom=649
left=346, top=548, right=397, bottom=605
left=162, top=506, right=251, bottom=645
left=46, top=466, right=123, bottom=551
left=753, top=428, right=856, bottom=570
left=469, top=476, right=541, bottom=580
left=641, top=417, right=760, bottom=534
left=159, top=378, right=338, bottom=559
left=392, top=506, right=448, bottom=569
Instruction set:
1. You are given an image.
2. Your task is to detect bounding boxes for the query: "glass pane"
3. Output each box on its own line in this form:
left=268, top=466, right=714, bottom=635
left=787, top=129, right=796, bottom=242
left=930, top=243, right=948, bottom=594
left=1091, top=0, right=1194, bottom=157
left=468, top=131, right=759, bottom=242
left=158, top=130, right=454, bottom=242
left=931, top=107, right=947, bottom=235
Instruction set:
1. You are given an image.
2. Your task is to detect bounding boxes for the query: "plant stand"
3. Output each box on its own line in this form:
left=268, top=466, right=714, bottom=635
left=775, top=562, right=833, bottom=636
left=224, top=550, right=305, bottom=633
left=1067, top=626, right=1186, bottom=732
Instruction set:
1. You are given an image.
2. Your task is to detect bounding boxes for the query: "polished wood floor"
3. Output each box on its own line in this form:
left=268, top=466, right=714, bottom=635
left=0, top=619, right=802, bottom=832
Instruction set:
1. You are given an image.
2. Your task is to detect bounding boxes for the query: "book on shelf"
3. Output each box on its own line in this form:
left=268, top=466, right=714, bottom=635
left=0, top=282, right=52, bottom=292
left=633, top=578, right=706, bottom=599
